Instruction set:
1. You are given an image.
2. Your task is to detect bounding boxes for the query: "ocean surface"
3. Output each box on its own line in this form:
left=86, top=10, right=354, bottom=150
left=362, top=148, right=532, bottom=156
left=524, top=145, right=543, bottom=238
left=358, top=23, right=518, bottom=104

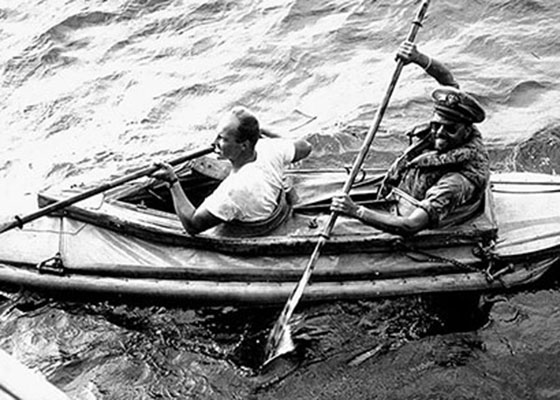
left=1, top=0, right=560, bottom=398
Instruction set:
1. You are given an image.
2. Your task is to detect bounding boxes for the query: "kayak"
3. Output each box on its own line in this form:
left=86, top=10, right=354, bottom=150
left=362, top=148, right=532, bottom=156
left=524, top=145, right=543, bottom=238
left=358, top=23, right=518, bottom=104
left=0, top=157, right=559, bottom=304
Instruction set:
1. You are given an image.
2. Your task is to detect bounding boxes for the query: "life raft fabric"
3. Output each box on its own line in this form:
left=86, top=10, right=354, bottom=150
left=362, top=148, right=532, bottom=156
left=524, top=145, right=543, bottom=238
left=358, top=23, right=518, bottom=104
left=0, top=173, right=558, bottom=275
left=34, top=167, right=499, bottom=256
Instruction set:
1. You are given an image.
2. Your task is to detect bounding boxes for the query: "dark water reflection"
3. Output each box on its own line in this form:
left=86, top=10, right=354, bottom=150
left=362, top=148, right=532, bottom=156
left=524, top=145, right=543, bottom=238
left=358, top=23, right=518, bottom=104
left=1, top=262, right=559, bottom=399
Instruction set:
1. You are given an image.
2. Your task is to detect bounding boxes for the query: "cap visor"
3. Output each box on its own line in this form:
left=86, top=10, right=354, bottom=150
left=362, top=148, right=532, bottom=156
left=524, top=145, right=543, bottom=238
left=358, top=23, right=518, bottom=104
left=431, top=112, right=458, bottom=125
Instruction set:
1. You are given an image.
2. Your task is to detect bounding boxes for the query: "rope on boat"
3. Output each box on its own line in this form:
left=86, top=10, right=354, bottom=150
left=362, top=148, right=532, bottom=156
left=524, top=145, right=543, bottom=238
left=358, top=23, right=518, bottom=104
left=395, top=239, right=508, bottom=283
left=473, top=241, right=516, bottom=283
left=398, top=243, right=481, bottom=273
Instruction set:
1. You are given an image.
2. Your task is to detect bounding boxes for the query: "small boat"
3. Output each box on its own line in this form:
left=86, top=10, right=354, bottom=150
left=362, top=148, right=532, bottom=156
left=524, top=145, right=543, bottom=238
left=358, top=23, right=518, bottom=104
left=0, top=156, right=559, bottom=304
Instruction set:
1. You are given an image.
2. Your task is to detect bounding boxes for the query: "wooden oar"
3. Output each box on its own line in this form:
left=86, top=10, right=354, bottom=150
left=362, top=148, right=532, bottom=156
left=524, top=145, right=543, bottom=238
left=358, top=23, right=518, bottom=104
left=263, top=0, right=432, bottom=365
left=0, top=145, right=215, bottom=234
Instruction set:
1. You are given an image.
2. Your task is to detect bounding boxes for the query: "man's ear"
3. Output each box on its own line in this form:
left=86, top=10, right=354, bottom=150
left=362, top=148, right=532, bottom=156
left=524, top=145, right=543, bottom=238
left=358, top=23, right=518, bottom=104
left=239, top=140, right=249, bottom=151
left=465, top=125, right=474, bottom=140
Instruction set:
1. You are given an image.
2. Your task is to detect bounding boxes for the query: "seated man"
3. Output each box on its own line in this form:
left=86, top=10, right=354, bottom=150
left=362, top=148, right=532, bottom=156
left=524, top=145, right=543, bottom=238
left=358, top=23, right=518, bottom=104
left=154, top=106, right=312, bottom=235
left=330, top=42, right=490, bottom=236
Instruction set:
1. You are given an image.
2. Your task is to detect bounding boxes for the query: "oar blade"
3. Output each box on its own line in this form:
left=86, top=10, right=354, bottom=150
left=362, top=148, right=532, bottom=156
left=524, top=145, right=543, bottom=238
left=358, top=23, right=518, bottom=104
left=263, top=323, right=295, bottom=366
left=0, top=220, right=21, bottom=235
left=264, top=238, right=326, bottom=365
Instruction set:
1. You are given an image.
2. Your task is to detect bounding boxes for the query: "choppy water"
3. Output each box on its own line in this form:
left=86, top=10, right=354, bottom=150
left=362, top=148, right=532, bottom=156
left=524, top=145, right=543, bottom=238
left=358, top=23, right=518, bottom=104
left=1, top=0, right=560, bottom=399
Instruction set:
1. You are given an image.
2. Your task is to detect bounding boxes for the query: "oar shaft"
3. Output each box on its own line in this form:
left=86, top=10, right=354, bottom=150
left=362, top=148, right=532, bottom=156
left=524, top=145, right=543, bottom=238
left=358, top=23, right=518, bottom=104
left=0, top=145, right=215, bottom=234
left=264, top=235, right=328, bottom=356
left=319, top=0, right=431, bottom=241
left=297, top=0, right=432, bottom=284
left=342, top=0, right=430, bottom=195
left=264, top=0, right=432, bottom=364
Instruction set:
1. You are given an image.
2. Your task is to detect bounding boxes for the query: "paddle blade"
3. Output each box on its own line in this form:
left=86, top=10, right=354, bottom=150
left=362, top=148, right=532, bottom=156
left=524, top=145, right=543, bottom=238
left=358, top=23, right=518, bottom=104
left=263, top=321, right=295, bottom=366
left=263, top=236, right=328, bottom=366
left=0, top=219, right=21, bottom=235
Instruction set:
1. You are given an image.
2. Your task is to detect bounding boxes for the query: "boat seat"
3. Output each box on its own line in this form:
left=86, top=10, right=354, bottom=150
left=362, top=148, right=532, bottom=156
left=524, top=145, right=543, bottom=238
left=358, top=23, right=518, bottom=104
left=191, top=156, right=231, bottom=181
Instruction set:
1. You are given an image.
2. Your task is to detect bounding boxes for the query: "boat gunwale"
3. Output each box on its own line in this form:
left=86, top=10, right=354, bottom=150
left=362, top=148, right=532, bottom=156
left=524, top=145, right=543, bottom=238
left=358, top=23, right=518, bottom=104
left=35, top=197, right=498, bottom=255
left=34, top=170, right=560, bottom=257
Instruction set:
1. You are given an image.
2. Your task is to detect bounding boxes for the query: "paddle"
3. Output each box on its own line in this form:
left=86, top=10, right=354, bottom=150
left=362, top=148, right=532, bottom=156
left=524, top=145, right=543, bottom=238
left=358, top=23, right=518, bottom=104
left=0, top=145, right=215, bottom=234
left=263, top=0, right=432, bottom=365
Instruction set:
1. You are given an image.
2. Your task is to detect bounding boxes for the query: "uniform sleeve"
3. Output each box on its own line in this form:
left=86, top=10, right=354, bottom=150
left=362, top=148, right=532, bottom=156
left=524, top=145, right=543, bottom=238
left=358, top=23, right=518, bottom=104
left=418, top=173, right=476, bottom=227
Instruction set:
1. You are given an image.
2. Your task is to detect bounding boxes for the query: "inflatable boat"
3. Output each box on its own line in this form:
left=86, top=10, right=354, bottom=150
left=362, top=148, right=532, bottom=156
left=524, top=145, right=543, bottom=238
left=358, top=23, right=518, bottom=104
left=0, top=156, right=558, bottom=304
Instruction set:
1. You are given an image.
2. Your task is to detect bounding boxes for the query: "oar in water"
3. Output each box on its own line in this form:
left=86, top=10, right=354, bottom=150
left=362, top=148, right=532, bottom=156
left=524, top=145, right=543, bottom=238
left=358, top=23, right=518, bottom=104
left=0, top=145, right=215, bottom=234
left=263, top=0, right=432, bottom=366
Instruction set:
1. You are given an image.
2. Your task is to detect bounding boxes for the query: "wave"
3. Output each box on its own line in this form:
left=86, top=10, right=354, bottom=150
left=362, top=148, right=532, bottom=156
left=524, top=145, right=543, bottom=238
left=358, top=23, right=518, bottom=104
left=484, top=80, right=550, bottom=108
left=488, top=121, right=560, bottom=173
left=486, top=0, right=550, bottom=15
left=2, top=11, right=117, bottom=87
left=514, top=122, right=560, bottom=174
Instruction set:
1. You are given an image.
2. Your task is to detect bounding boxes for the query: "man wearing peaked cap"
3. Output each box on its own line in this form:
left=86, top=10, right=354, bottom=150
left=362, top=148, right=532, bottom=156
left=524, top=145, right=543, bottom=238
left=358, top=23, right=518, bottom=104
left=430, top=86, right=486, bottom=153
left=432, top=86, right=485, bottom=124
left=332, top=42, right=490, bottom=236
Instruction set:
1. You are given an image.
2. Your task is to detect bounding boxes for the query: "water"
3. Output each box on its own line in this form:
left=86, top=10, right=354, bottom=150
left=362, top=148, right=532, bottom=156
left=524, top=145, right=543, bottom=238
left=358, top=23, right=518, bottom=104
left=1, top=0, right=560, bottom=398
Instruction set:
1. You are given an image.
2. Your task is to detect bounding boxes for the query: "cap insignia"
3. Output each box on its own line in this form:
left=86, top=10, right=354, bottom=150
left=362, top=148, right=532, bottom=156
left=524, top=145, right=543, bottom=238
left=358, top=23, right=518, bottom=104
left=445, top=93, right=460, bottom=106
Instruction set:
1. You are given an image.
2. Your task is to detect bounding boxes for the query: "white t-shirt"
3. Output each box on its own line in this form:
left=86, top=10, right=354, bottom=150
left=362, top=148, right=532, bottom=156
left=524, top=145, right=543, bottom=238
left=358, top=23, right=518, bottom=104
left=200, top=139, right=295, bottom=222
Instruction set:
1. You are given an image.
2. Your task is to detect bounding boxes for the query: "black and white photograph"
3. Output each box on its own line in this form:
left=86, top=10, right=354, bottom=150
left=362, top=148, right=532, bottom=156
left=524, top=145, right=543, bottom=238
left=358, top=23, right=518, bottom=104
left=0, top=1, right=559, bottom=399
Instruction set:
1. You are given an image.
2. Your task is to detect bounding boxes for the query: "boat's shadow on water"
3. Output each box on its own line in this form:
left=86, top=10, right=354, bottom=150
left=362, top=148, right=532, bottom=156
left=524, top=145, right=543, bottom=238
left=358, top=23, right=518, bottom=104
left=250, top=259, right=560, bottom=387
left=252, top=261, right=560, bottom=395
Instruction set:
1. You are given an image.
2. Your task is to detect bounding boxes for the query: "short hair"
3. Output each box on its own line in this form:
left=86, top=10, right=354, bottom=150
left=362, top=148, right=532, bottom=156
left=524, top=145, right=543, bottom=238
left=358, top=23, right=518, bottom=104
left=231, top=106, right=260, bottom=146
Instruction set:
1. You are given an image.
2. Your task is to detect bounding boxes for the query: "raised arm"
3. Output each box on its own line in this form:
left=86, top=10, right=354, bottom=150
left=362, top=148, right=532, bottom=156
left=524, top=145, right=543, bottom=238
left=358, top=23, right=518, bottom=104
left=397, top=41, right=459, bottom=88
left=260, top=127, right=312, bottom=163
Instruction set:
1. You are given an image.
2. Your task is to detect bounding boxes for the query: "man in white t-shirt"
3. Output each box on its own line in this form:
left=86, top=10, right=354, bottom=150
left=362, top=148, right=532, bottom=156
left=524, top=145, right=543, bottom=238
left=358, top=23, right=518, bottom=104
left=154, top=106, right=312, bottom=235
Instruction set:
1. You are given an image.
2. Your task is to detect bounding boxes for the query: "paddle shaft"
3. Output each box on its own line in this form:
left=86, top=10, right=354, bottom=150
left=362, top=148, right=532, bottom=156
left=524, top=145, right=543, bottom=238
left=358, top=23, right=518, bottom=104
left=265, top=0, right=432, bottom=363
left=0, top=145, right=215, bottom=234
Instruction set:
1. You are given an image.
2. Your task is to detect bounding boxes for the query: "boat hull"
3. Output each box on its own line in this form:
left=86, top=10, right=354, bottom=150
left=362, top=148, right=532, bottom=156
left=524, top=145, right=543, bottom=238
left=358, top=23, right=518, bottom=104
left=0, top=171, right=558, bottom=304
left=0, top=258, right=556, bottom=305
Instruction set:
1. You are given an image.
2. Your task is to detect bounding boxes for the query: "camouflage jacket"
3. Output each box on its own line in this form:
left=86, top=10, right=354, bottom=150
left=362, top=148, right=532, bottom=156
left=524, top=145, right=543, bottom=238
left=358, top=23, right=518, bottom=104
left=380, top=127, right=490, bottom=213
